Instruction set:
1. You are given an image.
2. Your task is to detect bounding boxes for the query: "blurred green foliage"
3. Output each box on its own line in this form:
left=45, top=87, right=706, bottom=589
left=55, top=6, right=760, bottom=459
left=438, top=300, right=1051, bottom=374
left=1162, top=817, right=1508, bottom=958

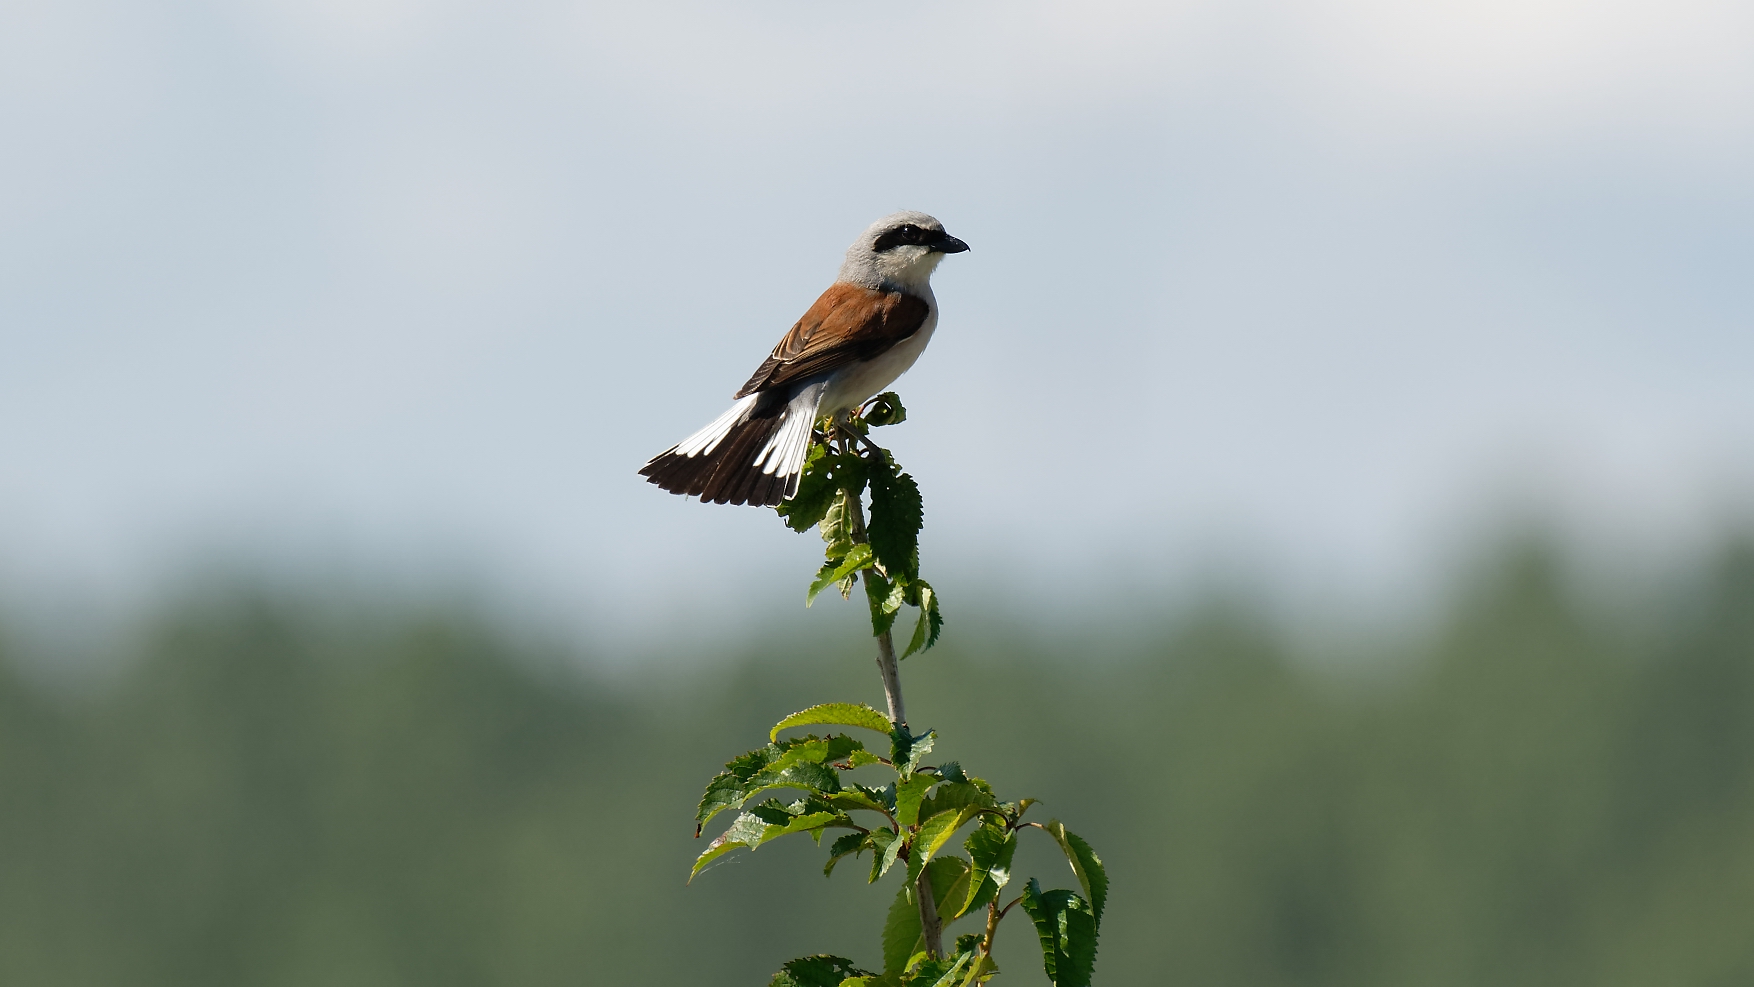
left=2, top=540, right=1753, bottom=985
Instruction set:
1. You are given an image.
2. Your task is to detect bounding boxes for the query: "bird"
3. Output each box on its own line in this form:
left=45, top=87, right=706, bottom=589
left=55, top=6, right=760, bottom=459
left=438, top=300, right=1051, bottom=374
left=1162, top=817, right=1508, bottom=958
left=639, top=211, right=969, bottom=507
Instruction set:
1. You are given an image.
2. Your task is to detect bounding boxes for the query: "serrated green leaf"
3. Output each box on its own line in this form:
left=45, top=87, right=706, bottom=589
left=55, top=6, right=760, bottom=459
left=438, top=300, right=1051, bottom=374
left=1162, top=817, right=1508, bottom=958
left=911, top=810, right=980, bottom=887
left=760, top=811, right=841, bottom=845
left=810, top=543, right=874, bottom=605
left=859, top=782, right=898, bottom=812
left=827, top=789, right=890, bottom=815
left=748, top=798, right=798, bottom=825
left=937, top=762, right=966, bottom=784
left=782, top=737, right=835, bottom=764
left=695, top=741, right=845, bottom=832
left=901, top=609, right=930, bottom=658
left=959, top=821, right=1016, bottom=918
left=691, top=812, right=766, bottom=877
left=894, top=775, right=936, bottom=828
left=825, top=831, right=868, bottom=877
left=691, top=810, right=841, bottom=879
left=771, top=702, right=894, bottom=742
left=808, top=560, right=840, bottom=604
left=828, top=831, right=866, bottom=855
left=1043, top=820, right=1108, bottom=928
left=878, top=825, right=907, bottom=878
left=773, top=444, right=830, bottom=532
left=819, top=487, right=866, bottom=560
left=900, top=581, right=942, bottom=658
left=926, top=856, right=970, bottom=912
left=775, top=445, right=859, bottom=534
left=930, top=808, right=981, bottom=857
left=863, top=391, right=908, bottom=427
left=867, top=462, right=922, bottom=580
left=696, top=744, right=786, bottom=830
left=790, top=761, right=843, bottom=793
left=882, top=879, right=922, bottom=975
left=847, top=749, right=887, bottom=769
left=868, top=827, right=898, bottom=884
left=770, top=794, right=840, bottom=824
left=882, top=577, right=908, bottom=614
left=864, top=569, right=900, bottom=637
left=919, top=781, right=995, bottom=822
left=768, top=954, right=874, bottom=987
left=730, top=759, right=840, bottom=808
left=891, top=728, right=935, bottom=779
left=824, top=734, right=867, bottom=763
left=1019, top=879, right=1098, bottom=987
left=933, top=857, right=972, bottom=925
left=955, top=954, right=998, bottom=987
left=917, top=951, right=974, bottom=987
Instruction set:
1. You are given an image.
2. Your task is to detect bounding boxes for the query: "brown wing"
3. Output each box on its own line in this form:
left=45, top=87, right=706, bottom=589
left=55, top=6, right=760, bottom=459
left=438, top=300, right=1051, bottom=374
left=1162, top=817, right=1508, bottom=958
left=735, top=283, right=931, bottom=398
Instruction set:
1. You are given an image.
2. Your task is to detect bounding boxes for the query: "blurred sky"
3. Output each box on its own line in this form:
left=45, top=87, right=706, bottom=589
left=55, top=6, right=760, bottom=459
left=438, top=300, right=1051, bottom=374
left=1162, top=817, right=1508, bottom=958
left=2, top=0, right=1751, bottom=644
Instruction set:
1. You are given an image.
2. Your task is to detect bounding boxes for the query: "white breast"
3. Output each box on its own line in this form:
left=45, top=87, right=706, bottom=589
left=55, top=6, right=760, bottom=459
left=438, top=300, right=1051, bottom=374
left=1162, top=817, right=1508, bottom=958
left=819, top=304, right=939, bottom=417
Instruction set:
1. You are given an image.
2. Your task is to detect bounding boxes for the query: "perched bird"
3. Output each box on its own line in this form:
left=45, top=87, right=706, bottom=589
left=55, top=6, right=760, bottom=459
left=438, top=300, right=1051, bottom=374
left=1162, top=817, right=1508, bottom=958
left=639, top=211, right=969, bottom=507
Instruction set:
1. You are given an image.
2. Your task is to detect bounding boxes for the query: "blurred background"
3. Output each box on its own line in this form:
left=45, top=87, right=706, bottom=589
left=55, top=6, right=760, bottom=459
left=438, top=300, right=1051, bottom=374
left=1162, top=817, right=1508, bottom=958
left=2, top=0, right=1752, bottom=983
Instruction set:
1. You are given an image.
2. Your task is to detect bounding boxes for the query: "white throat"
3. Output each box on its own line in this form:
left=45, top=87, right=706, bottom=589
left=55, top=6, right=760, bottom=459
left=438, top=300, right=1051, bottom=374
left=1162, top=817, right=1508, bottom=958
left=838, top=245, right=945, bottom=296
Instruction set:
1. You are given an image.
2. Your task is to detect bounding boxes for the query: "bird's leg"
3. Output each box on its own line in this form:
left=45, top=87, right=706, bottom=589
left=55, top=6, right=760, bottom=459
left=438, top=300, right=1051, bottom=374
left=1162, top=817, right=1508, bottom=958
left=830, top=415, right=884, bottom=459
left=824, top=410, right=873, bottom=455
left=846, top=430, right=885, bottom=458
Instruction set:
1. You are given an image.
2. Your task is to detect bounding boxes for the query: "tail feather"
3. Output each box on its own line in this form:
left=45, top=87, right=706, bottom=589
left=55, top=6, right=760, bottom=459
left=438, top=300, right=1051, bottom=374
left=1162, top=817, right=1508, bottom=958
left=698, top=418, right=774, bottom=504
left=639, top=383, right=826, bottom=507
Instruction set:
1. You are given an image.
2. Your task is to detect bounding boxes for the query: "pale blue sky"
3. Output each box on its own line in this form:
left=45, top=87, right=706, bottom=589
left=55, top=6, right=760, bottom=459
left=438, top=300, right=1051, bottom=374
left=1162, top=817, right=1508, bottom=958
left=2, top=0, right=1751, bottom=643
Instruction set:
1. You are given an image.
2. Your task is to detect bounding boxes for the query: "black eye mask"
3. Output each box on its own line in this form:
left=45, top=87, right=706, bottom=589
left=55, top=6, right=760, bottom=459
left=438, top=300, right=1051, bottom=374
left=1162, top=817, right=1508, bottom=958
left=872, top=224, right=931, bottom=252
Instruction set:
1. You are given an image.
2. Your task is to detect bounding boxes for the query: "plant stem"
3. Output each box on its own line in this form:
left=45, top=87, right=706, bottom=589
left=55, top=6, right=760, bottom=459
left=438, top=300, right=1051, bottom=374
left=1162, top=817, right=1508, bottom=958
left=845, top=487, right=907, bottom=730
left=845, top=481, right=942, bottom=959
left=912, top=863, right=944, bottom=962
left=982, top=898, right=1003, bottom=959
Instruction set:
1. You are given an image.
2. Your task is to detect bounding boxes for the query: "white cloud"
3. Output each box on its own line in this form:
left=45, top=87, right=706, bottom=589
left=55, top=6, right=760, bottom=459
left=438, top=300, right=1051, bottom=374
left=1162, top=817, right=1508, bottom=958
left=520, top=0, right=1754, bottom=145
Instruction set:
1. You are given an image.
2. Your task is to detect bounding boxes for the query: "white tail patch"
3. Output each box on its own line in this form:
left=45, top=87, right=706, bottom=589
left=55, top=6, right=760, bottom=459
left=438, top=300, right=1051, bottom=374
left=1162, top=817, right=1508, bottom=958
left=673, top=395, right=759, bottom=458
left=755, top=383, right=827, bottom=480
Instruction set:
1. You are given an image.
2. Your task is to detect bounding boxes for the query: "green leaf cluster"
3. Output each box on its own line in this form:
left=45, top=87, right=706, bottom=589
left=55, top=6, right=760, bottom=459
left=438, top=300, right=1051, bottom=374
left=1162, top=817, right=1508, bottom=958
left=695, top=702, right=1110, bottom=985
left=871, top=860, right=1001, bottom=986
left=775, top=398, right=943, bottom=656
left=770, top=955, right=873, bottom=987
left=695, top=734, right=861, bottom=833
left=778, top=444, right=867, bottom=536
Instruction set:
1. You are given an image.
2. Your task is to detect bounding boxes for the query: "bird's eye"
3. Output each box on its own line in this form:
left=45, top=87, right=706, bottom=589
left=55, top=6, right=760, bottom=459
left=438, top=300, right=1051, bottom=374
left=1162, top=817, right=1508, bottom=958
left=873, top=224, right=929, bottom=252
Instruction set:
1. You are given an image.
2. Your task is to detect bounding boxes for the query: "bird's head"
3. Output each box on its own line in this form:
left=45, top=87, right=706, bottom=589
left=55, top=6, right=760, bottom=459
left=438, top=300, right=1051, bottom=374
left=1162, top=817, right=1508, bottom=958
left=839, top=211, right=969, bottom=292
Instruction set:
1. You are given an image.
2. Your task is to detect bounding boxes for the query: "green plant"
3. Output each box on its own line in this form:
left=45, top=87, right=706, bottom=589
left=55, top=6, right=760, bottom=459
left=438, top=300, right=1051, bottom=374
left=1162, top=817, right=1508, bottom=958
left=689, top=393, right=1109, bottom=987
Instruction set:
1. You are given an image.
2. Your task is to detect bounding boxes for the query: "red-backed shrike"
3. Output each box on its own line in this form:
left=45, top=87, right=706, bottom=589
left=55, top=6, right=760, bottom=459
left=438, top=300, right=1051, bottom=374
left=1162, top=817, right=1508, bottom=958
left=640, top=211, right=968, bottom=507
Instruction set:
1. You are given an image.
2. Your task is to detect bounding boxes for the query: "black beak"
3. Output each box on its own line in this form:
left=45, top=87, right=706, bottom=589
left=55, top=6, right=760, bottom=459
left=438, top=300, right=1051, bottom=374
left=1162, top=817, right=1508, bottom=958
left=932, top=232, right=970, bottom=254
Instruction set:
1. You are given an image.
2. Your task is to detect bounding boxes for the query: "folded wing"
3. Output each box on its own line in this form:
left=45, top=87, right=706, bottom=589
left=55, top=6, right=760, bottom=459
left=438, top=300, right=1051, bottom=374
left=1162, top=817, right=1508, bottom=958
left=735, top=283, right=931, bottom=398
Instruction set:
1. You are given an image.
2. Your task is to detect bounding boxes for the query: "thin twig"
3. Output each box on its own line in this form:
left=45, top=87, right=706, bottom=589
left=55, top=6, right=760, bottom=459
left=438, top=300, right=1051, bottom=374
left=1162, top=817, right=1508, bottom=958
left=982, top=896, right=1004, bottom=960
left=845, top=486, right=907, bottom=730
